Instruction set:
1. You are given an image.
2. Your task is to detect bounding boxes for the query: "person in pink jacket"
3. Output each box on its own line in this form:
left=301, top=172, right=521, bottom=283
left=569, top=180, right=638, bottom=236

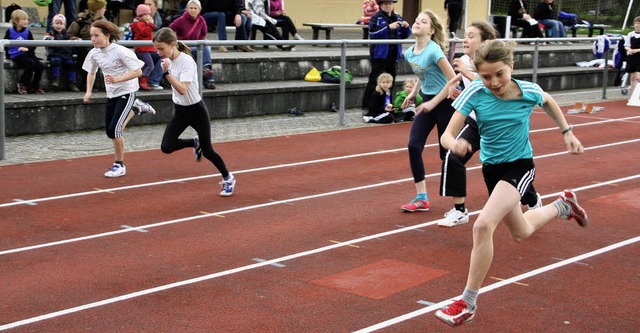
left=359, top=0, right=379, bottom=25
left=169, top=0, right=216, bottom=89
left=268, top=0, right=304, bottom=40
left=129, top=4, right=157, bottom=90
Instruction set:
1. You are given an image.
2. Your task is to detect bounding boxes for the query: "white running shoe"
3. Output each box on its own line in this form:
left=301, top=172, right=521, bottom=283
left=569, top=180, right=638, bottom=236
left=132, top=98, right=156, bottom=115
left=220, top=174, right=236, bottom=197
left=438, top=208, right=469, bottom=227
left=104, top=163, right=126, bottom=178
left=528, top=192, right=543, bottom=210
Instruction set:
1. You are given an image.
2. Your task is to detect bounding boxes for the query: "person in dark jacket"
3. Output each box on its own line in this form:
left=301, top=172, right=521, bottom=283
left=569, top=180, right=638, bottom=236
left=508, top=0, right=544, bottom=40
left=361, top=0, right=411, bottom=108
left=444, top=0, right=463, bottom=37
left=533, top=0, right=570, bottom=44
left=201, top=0, right=254, bottom=52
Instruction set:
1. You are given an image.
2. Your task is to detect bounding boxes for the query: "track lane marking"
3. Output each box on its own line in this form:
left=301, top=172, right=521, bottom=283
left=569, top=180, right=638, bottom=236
left=1, top=116, right=639, bottom=209
left=1, top=141, right=639, bottom=257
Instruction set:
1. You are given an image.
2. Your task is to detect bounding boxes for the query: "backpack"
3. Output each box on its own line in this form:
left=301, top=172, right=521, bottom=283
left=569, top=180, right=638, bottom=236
left=5, top=3, right=21, bottom=22
left=320, top=66, right=353, bottom=84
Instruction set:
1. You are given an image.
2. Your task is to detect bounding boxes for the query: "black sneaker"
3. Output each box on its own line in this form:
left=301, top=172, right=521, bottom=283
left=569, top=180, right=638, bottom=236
left=288, top=107, right=305, bottom=116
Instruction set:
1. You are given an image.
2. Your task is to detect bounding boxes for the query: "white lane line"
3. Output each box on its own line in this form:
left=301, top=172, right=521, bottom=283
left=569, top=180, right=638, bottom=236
left=1, top=205, right=638, bottom=332
left=353, top=235, right=640, bottom=333
left=2, top=116, right=639, bottom=209
left=1, top=140, right=639, bottom=257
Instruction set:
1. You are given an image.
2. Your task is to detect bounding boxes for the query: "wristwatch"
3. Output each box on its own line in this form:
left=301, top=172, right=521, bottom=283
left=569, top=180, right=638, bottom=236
left=163, top=70, right=171, bottom=76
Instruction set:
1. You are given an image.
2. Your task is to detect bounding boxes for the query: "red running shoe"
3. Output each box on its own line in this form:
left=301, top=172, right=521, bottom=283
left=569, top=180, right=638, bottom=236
left=435, top=299, right=475, bottom=326
left=560, top=190, right=588, bottom=227
left=401, top=198, right=430, bottom=212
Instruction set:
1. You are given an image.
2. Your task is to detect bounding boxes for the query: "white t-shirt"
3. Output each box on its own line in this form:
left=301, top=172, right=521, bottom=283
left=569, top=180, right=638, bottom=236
left=83, top=43, right=144, bottom=98
left=459, top=54, right=477, bottom=120
left=170, top=52, right=201, bottom=106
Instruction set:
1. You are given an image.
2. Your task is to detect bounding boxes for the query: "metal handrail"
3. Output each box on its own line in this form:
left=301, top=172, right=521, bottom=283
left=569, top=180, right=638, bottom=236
left=0, top=36, right=620, bottom=160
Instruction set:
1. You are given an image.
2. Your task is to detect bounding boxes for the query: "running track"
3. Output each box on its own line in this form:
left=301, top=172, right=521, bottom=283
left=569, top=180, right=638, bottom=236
left=1, top=100, right=639, bottom=332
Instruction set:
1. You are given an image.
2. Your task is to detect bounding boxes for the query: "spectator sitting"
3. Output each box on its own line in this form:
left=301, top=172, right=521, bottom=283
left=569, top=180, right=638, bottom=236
left=202, top=0, right=254, bottom=52
left=508, top=0, right=544, bottom=41
left=363, top=72, right=395, bottom=124
left=45, top=14, right=80, bottom=92
left=129, top=4, right=157, bottom=90
left=67, top=0, right=108, bottom=64
left=143, top=0, right=167, bottom=89
left=3, top=9, right=46, bottom=94
left=393, top=78, right=422, bottom=122
left=268, top=0, right=304, bottom=40
left=145, top=0, right=169, bottom=29
left=533, top=0, right=571, bottom=45
left=47, top=0, right=78, bottom=34
left=247, top=0, right=293, bottom=50
left=358, top=0, right=379, bottom=25
left=169, top=0, right=217, bottom=89
left=201, top=0, right=230, bottom=52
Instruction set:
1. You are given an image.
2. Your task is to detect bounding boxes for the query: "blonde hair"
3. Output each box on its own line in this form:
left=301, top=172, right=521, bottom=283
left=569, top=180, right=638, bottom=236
left=186, top=0, right=202, bottom=10
left=421, top=9, right=448, bottom=53
left=375, top=72, right=393, bottom=94
left=403, top=78, right=418, bottom=90
left=474, top=40, right=516, bottom=71
left=11, top=9, right=28, bottom=27
left=469, top=20, right=498, bottom=41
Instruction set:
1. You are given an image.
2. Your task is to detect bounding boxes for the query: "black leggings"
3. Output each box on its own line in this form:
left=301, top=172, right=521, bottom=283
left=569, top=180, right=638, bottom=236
left=13, top=54, right=44, bottom=88
left=407, top=93, right=455, bottom=183
left=161, top=101, right=229, bottom=178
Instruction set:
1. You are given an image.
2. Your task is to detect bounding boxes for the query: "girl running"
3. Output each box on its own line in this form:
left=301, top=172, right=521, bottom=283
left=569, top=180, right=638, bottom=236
left=434, top=39, right=588, bottom=326
left=399, top=10, right=456, bottom=212
left=83, top=20, right=154, bottom=178
left=152, top=27, right=236, bottom=196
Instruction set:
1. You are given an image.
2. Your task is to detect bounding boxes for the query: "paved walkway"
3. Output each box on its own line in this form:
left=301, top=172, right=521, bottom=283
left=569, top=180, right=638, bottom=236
left=0, top=87, right=626, bottom=166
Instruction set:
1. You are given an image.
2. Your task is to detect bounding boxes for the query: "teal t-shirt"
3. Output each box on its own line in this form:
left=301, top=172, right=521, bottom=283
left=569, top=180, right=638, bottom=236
left=451, top=78, right=544, bottom=165
left=403, top=41, right=447, bottom=95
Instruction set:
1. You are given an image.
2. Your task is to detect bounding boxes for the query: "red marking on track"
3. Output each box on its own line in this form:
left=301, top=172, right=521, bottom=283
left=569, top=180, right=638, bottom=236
left=595, top=188, right=640, bottom=208
left=311, top=259, right=449, bottom=299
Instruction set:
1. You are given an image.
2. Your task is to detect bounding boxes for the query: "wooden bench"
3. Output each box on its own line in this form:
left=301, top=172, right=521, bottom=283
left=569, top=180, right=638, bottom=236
left=302, top=23, right=369, bottom=41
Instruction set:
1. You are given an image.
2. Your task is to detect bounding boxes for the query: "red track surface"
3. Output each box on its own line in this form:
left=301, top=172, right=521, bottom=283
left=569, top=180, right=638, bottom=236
left=1, top=100, right=639, bottom=332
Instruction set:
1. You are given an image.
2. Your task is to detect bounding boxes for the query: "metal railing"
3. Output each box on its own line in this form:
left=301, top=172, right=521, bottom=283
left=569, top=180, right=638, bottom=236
left=0, top=36, right=618, bottom=160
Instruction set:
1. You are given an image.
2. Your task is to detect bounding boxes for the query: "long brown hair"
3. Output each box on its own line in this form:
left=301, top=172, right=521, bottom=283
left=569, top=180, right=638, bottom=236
left=91, top=20, right=122, bottom=42
left=421, top=9, right=448, bottom=53
left=153, top=27, right=192, bottom=56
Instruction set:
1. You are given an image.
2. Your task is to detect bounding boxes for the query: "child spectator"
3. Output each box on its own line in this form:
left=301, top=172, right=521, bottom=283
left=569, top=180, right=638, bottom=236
left=129, top=4, right=157, bottom=90
left=169, top=0, right=216, bottom=89
left=247, top=0, right=294, bottom=51
left=359, top=0, right=379, bottom=25
left=363, top=72, right=394, bottom=124
left=393, top=78, right=422, bottom=122
left=268, top=0, right=304, bottom=40
left=3, top=9, right=45, bottom=94
left=625, top=16, right=640, bottom=95
left=45, top=14, right=80, bottom=92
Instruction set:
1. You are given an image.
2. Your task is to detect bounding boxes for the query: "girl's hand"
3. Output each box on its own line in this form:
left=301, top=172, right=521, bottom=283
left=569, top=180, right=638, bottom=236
left=83, top=92, right=91, bottom=104
left=385, top=103, right=394, bottom=111
left=452, top=58, right=470, bottom=76
left=18, top=47, right=28, bottom=52
left=104, top=74, right=117, bottom=84
left=448, top=85, right=462, bottom=100
left=446, top=73, right=463, bottom=99
left=563, top=131, right=584, bottom=154
left=451, top=138, right=472, bottom=157
left=415, top=101, right=433, bottom=115
left=161, top=58, right=171, bottom=72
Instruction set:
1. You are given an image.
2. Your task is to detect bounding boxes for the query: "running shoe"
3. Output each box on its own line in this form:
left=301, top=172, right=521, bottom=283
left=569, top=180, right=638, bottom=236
left=435, top=299, right=475, bottom=326
left=438, top=208, right=469, bottom=227
left=560, top=190, right=588, bottom=227
left=132, top=98, right=156, bottom=115
left=528, top=192, right=543, bottom=210
left=401, top=198, right=430, bottom=212
left=104, top=163, right=126, bottom=178
left=220, top=174, right=236, bottom=197
left=193, top=136, right=203, bottom=162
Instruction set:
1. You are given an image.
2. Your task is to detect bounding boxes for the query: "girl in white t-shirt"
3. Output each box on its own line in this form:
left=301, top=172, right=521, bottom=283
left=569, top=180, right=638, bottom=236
left=152, top=27, right=236, bottom=197
left=83, top=20, right=155, bottom=178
